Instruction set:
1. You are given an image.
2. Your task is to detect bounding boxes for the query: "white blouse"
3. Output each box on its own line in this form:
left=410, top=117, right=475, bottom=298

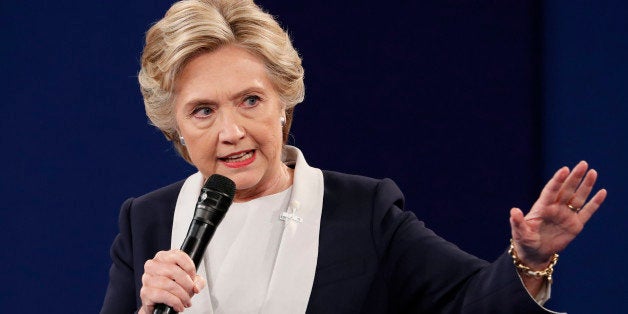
left=204, top=187, right=293, bottom=314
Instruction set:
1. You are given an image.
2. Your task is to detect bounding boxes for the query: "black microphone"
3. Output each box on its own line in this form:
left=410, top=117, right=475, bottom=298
left=153, top=174, right=236, bottom=314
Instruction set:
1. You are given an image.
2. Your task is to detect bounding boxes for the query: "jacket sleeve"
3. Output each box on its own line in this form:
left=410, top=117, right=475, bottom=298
left=100, top=198, right=140, bottom=314
left=373, top=178, right=555, bottom=314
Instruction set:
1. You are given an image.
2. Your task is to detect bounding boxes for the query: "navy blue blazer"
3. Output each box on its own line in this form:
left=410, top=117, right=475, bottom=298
left=101, top=170, right=550, bottom=313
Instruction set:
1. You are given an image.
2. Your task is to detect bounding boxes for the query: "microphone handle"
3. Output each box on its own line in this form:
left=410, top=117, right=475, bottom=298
left=153, top=221, right=217, bottom=314
left=153, top=304, right=178, bottom=314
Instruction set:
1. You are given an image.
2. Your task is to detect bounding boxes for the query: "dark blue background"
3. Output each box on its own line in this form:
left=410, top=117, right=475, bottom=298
left=1, top=1, right=625, bottom=312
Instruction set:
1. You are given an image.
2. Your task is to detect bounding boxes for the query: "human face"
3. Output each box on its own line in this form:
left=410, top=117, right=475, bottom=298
left=173, top=45, right=291, bottom=201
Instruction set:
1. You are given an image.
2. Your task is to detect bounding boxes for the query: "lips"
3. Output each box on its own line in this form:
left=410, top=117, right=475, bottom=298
left=219, top=150, right=256, bottom=168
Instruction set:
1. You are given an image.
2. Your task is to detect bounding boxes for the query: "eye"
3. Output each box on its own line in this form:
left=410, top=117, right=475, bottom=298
left=242, top=95, right=261, bottom=107
left=191, top=106, right=214, bottom=118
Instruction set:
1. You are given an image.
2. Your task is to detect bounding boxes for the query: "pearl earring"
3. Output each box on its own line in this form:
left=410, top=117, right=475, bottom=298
left=179, top=136, right=186, bottom=146
left=280, top=116, right=286, bottom=127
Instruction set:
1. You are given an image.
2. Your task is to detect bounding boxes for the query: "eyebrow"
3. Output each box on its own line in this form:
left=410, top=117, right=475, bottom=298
left=229, top=86, right=267, bottom=102
left=181, top=86, right=267, bottom=108
left=183, top=98, right=218, bottom=108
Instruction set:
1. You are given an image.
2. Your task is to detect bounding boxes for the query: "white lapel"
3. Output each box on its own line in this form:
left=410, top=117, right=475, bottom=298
left=260, top=146, right=324, bottom=313
left=170, top=146, right=324, bottom=314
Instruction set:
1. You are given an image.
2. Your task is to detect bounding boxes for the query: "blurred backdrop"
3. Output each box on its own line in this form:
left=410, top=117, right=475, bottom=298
left=1, top=1, right=625, bottom=312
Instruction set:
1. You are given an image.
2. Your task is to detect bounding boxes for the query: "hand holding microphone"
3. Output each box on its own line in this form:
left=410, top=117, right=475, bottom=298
left=139, top=174, right=236, bottom=314
left=139, top=250, right=205, bottom=313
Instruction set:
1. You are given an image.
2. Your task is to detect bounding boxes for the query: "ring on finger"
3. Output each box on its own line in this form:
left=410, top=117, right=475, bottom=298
left=567, top=203, right=582, bottom=213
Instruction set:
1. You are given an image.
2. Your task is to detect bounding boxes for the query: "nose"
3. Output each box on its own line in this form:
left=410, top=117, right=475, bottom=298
left=217, top=111, right=245, bottom=144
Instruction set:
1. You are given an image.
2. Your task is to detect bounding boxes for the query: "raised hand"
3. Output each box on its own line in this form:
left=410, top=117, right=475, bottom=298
left=509, top=161, right=607, bottom=269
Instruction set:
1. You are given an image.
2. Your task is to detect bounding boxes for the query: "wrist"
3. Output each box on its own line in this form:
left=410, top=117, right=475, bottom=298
left=509, top=239, right=559, bottom=284
left=512, top=241, right=553, bottom=267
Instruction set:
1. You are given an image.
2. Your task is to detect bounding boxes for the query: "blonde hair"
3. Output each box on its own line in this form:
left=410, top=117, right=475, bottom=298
left=138, top=0, right=304, bottom=162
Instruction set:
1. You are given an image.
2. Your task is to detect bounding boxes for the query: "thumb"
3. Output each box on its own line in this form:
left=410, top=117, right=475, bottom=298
left=509, top=207, right=527, bottom=241
left=138, top=305, right=152, bottom=314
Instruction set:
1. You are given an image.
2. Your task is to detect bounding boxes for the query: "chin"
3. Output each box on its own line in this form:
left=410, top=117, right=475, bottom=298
left=230, top=174, right=262, bottom=192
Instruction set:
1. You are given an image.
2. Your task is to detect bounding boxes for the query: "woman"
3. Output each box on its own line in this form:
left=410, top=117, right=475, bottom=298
left=101, top=0, right=607, bottom=313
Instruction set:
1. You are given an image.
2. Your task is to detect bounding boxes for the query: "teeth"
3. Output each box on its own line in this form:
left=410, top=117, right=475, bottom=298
left=227, top=152, right=247, bottom=159
left=224, top=151, right=253, bottom=161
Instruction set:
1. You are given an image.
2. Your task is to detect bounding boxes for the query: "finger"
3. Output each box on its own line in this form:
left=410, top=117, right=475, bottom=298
left=140, top=285, right=187, bottom=313
left=193, top=275, right=207, bottom=294
left=141, top=273, right=192, bottom=308
left=154, top=250, right=197, bottom=279
left=144, top=259, right=196, bottom=293
left=568, top=169, right=598, bottom=208
left=509, top=207, right=528, bottom=241
left=173, top=250, right=198, bottom=278
left=557, top=161, right=589, bottom=204
left=149, top=274, right=194, bottom=307
left=537, top=167, right=569, bottom=206
left=576, top=188, right=607, bottom=223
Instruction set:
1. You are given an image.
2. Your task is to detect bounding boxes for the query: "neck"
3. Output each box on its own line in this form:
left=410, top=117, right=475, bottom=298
left=233, top=164, right=293, bottom=203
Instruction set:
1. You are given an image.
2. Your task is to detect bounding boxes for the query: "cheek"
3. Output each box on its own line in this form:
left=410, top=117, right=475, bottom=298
left=253, top=118, right=284, bottom=155
left=265, top=116, right=284, bottom=144
left=190, top=136, right=216, bottom=154
left=183, top=132, right=219, bottom=170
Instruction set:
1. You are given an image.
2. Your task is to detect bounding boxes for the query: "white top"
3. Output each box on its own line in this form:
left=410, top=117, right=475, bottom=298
left=204, top=187, right=292, bottom=314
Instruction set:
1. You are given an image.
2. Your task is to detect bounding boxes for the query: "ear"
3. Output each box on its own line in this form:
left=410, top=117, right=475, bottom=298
left=280, top=105, right=287, bottom=124
left=280, top=103, right=287, bottom=116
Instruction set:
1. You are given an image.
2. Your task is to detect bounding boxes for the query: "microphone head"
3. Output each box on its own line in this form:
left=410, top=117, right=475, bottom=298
left=203, top=174, right=236, bottom=199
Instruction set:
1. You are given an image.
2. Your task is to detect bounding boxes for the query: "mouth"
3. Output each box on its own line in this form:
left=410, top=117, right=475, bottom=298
left=218, top=150, right=256, bottom=168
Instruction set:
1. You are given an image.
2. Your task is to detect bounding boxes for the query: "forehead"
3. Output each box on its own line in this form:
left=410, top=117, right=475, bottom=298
left=174, top=45, right=273, bottom=98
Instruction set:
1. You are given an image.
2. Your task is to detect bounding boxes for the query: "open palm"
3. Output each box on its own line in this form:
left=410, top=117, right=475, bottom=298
left=509, top=161, right=607, bottom=267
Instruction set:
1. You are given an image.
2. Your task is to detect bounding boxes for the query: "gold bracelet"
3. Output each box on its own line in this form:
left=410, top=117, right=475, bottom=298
left=508, top=239, right=559, bottom=284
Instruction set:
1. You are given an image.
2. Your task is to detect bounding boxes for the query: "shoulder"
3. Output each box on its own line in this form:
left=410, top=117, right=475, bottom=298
left=321, top=170, right=381, bottom=187
left=321, top=170, right=405, bottom=210
left=116, top=180, right=187, bottom=262
left=120, top=179, right=186, bottom=226
left=132, top=179, right=186, bottom=209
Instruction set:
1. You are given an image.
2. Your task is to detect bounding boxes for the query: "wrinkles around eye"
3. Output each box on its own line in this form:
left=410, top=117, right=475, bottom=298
left=191, top=107, right=213, bottom=118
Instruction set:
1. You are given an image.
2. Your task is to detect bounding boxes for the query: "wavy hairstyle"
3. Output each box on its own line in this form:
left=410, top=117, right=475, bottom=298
left=138, top=0, right=304, bottom=162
